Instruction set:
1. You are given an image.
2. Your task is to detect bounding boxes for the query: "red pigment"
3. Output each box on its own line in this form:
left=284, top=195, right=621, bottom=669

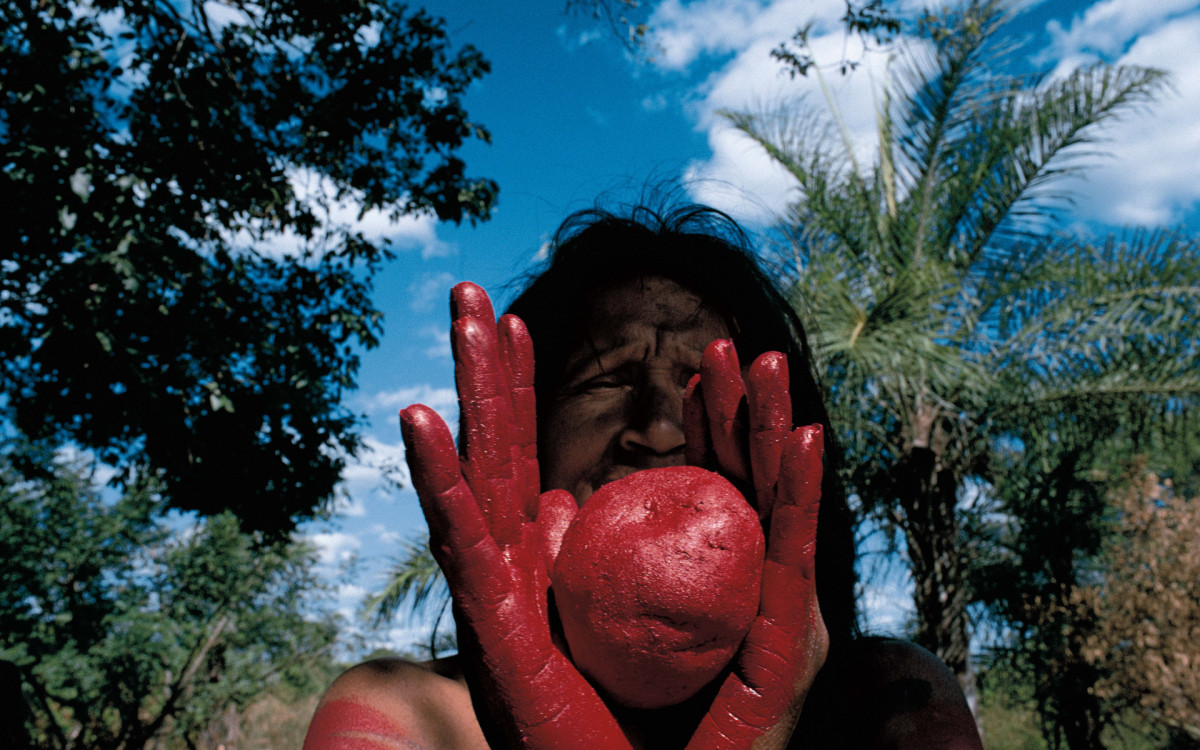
left=551, top=466, right=765, bottom=709
left=302, top=698, right=420, bottom=750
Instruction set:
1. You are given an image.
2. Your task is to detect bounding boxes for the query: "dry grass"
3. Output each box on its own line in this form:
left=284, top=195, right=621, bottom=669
left=239, top=693, right=320, bottom=750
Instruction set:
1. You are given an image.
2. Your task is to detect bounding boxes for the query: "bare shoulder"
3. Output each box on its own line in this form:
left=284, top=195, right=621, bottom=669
left=797, top=638, right=983, bottom=749
left=302, top=655, right=488, bottom=750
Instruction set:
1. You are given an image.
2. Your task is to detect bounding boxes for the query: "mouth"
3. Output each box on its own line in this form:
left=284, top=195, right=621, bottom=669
left=585, top=464, right=759, bottom=516
left=575, top=466, right=653, bottom=505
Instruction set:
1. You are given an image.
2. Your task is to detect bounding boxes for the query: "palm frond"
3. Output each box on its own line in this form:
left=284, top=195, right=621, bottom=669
left=364, top=532, right=447, bottom=628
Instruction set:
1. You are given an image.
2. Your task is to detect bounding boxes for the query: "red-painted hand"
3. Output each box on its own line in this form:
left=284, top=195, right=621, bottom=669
left=684, top=340, right=829, bottom=750
left=400, top=282, right=631, bottom=748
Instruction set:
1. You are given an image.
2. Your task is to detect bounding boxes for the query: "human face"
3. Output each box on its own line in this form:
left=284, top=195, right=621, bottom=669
left=539, top=275, right=730, bottom=504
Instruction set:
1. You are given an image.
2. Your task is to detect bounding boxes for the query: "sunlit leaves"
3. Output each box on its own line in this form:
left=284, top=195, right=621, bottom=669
left=0, top=449, right=340, bottom=748
left=1, top=0, right=496, bottom=530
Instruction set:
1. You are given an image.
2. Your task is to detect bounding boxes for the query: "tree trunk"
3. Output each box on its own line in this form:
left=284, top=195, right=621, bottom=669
left=895, top=446, right=980, bottom=725
left=0, top=661, right=32, bottom=750
left=1055, top=663, right=1106, bottom=750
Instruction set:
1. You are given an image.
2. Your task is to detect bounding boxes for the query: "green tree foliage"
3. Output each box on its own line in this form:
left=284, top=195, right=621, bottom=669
left=976, top=436, right=1198, bottom=747
left=972, top=234, right=1200, bottom=748
left=0, top=0, right=496, bottom=531
left=0, top=446, right=341, bottom=750
left=726, top=0, right=1197, bottom=722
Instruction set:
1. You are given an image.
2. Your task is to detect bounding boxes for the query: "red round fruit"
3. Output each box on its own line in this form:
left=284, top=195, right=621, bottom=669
left=551, top=465, right=764, bottom=709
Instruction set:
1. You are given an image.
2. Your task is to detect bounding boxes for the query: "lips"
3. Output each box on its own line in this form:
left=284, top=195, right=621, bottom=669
left=583, top=463, right=757, bottom=514
left=582, top=463, right=679, bottom=504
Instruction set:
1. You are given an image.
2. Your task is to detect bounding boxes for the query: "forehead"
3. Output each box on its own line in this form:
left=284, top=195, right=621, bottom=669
left=577, top=275, right=728, bottom=345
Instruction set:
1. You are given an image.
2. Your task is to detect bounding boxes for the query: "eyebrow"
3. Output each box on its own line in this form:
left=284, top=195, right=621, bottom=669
left=558, top=338, right=645, bottom=388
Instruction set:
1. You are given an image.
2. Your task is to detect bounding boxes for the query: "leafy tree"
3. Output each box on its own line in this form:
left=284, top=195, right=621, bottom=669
left=972, top=232, right=1199, bottom=748
left=1, top=0, right=496, bottom=532
left=976, top=455, right=1200, bottom=750
left=1074, top=462, right=1200, bottom=745
left=0, top=446, right=341, bottom=750
left=725, top=0, right=1195, bottom=721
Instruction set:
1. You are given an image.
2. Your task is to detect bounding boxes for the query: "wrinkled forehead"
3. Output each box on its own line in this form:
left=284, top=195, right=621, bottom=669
left=573, top=274, right=729, bottom=348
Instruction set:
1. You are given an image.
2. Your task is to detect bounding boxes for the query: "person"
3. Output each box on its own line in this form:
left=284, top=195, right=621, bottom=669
left=302, top=205, right=984, bottom=749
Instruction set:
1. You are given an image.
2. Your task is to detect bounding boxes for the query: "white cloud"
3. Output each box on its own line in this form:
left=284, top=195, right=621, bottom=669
left=420, top=325, right=452, bottom=359
left=310, top=531, right=362, bottom=567
left=408, top=271, right=457, bottom=312
left=856, top=518, right=915, bottom=635
left=556, top=24, right=604, bottom=51
left=386, top=212, right=456, bottom=259
left=339, top=436, right=411, bottom=503
left=225, top=169, right=455, bottom=260
left=1044, top=11, right=1200, bottom=226
left=372, top=523, right=403, bottom=546
left=358, top=384, right=457, bottom=419
left=642, top=92, right=670, bottom=112
left=647, top=0, right=845, bottom=72
left=683, top=125, right=798, bottom=224
left=333, top=582, right=369, bottom=625
left=654, top=0, right=1200, bottom=230
left=383, top=623, right=439, bottom=655
left=337, top=582, right=368, bottom=606
left=52, top=443, right=120, bottom=489
left=1042, top=0, right=1199, bottom=60
left=330, top=492, right=368, bottom=517
left=648, top=0, right=891, bottom=225
left=859, top=579, right=914, bottom=635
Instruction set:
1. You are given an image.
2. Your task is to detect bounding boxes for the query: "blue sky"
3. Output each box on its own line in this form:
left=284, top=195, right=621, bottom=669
left=301, top=0, right=1200, bottom=655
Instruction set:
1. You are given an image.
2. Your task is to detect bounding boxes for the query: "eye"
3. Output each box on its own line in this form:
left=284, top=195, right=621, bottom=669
left=580, top=374, right=628, bottom=393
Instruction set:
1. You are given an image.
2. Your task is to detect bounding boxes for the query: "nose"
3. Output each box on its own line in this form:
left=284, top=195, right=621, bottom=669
left=617, top=377, right=686, bottom=462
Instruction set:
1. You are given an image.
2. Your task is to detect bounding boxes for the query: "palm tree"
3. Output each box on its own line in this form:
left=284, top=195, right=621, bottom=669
left=725, top=0, right=1195, bottom=724
left=367, top=533, right=455, bottom=659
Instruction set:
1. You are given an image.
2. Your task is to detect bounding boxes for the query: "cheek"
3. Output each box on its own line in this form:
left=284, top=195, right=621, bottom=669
left=540, top=400, right=625, bottom=491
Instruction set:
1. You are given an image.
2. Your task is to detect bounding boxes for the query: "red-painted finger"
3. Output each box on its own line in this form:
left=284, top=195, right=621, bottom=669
left=450, top=281, right=496, bottom=325
left=499, top=314, right=540, bottom=521
left=451, top=282, right=517, bottom=537
left=400, top=405, right=509, bottom=608
left=689, top=670, right=789, bottom=748
left=746, top=352, right=791, bottom=521
left=399, top=405, right=463, bottom=507
left=683, top=374, right=712, bottom=468
left=700, top=340, right=750, bottom=482
left=452, top=316, right=521, bottom=548
left=767, top=425, right=822, bottom=571
left=733, top=425, right=824, bottom=720
left=690, top=598, right=825, bottom=748
left=690, top=425, right=827, bottom=750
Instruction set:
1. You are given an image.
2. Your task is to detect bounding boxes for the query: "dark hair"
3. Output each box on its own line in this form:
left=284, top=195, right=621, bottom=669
left=506, top=204, right=859, bottom=649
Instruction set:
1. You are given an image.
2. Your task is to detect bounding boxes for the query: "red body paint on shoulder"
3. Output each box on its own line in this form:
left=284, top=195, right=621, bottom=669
left=302, top=698, right=420, bottom=750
